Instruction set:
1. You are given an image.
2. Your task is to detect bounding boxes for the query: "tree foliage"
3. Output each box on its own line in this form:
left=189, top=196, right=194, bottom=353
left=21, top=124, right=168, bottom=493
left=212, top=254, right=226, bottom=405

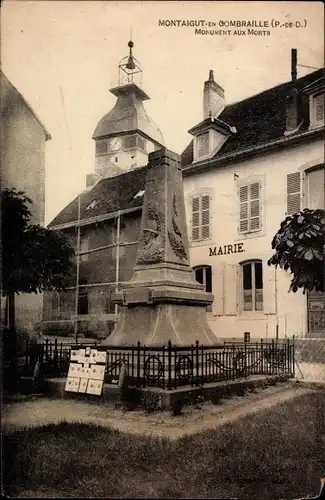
left=1, top=188, right=75, bottom=296
left=268, top=208, right=325, bottom=293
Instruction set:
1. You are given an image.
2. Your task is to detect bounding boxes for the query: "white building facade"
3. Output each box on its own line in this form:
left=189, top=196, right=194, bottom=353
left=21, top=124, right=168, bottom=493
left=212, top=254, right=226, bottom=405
left=182, top=56, right=324, bottom=340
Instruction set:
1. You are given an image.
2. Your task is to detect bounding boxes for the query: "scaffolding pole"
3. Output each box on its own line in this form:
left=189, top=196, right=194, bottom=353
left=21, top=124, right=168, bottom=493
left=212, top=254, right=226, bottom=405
left=74, top=194, right=81, bottom=343
left=115, top=212, right=121, bottom=323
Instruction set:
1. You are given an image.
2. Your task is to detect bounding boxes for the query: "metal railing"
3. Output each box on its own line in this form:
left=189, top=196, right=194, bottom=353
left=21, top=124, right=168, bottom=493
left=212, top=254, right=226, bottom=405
left=20, top=338, right=295, bottom=389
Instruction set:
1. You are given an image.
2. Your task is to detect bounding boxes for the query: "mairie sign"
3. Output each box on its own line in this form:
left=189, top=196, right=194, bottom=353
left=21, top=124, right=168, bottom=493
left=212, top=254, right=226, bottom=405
left=209, top=243, right=245, bottom=256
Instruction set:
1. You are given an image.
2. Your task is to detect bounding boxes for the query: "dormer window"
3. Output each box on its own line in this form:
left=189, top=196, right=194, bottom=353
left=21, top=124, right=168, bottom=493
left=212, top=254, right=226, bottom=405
left=312, top=93, right=324, bottom=127
left=197, top=132, right=209, bottom=158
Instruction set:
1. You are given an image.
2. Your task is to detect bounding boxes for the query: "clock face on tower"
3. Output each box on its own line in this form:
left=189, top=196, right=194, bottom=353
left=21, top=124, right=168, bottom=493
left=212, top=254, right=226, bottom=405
left=109, top=137, right=122, bottom=152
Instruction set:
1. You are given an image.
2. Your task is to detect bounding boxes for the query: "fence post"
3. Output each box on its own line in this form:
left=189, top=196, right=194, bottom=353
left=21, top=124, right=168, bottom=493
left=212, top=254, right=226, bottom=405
left=142, top=343, right=146, bottom=389
left=60, top=342, right=63, bottom=373
left=168, top=340, right=172, bottom=389
left=137, top=341, right=141, bottom=387
left=191, top=344, right=194, bottom=386
left=195, top=340, right=199, bottom=386
left=131, top=344, right=135, bottom=380
left=174, top=345, right=177, bottom=389
left=292, top=335, right=295, bottom=377
left=271, top=338, right=275, bottom=375
left=244, top=341, right=247, bottom=378
left=162, top=344, right=165, bottom=390
left=232, top=342, right=235, bottom=380
left=54, top=338, right=58, bottom=375
left=286, top=336, right=290, bottom=375
left=261, top=338, right=264, bottom=375
left=201, top=344, right=204, bottom=385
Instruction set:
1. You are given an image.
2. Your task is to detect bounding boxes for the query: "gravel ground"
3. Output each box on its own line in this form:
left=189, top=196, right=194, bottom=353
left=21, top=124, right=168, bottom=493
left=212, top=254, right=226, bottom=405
left=3, top=382, right=315, bottom=440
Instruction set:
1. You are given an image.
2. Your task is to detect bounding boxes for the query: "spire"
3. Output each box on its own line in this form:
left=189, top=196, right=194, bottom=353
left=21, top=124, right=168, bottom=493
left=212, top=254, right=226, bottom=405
left=126, top=41, right=136, bottom=71
left=118, top=40, right=142, bottom=85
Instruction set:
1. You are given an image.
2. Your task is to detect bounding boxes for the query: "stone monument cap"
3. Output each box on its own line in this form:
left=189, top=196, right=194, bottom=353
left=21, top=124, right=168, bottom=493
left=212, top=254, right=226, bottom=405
left=148, top=148, right=181, bottom=168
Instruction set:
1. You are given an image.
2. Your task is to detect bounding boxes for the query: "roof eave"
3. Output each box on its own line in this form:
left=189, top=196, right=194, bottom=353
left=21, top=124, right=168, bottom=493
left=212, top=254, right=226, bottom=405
left=182, top=127, right=324, bottom=176
left=49, top=205, right=143, bottom=231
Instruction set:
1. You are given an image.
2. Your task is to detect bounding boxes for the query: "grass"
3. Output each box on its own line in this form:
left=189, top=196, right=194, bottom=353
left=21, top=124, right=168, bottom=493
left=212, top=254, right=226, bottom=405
left=3, top=391, right=325, bottom=499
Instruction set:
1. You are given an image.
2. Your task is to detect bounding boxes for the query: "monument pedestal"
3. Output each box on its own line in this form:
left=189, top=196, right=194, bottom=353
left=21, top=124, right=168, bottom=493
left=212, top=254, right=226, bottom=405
left=102, top=148, right=221, bottom=347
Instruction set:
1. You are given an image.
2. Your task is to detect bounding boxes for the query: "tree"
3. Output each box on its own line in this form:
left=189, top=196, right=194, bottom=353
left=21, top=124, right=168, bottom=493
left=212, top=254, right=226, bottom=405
left=1, top=188, right=75, bottom=332
left=268, top=208, right=325, bottom=293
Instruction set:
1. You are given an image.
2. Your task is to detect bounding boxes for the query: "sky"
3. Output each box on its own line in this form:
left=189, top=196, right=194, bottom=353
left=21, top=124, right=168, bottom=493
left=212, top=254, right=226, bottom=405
left=1, top=0, right=324, bottom=225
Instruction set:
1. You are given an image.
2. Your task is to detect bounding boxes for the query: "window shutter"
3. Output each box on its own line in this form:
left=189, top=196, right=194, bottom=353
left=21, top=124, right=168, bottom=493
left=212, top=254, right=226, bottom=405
left=263, top=263, right=276, bottom=315
left=201, top=195, right=210, bottom=240
left=315, top=94, right=324, bottom=123
left=212, top=265, right=224, bottom=316
left=250, top=182, right=260, bottom=230
left=191, top=194, right=211, bottom=241
left=192, top=196, right=200, bottom=241
left=224, top=264, right=238, bottom=316
left=287, top=172, right=301, bottom=215
left=239, top=185, right=249, bottom=232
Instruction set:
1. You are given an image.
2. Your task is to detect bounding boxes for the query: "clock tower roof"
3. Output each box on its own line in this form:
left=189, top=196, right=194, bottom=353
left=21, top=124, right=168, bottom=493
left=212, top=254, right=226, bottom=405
left=92, top=40, right=164, bottom=146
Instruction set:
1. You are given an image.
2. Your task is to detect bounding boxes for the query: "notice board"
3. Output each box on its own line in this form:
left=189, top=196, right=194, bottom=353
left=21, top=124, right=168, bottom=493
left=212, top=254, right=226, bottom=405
left=65, top=347, right=107, bottom=396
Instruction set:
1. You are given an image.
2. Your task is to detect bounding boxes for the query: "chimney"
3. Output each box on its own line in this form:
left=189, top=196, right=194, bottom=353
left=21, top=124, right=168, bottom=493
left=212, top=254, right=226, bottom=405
left=291, top=48, right=297, bottom=83
left=203, top=70, right=225, bottom=119
left=285, top=48, right=303, bottom=135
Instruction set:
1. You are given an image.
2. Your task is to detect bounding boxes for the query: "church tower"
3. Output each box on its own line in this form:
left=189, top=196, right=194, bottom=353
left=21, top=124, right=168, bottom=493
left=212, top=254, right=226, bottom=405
left=87, top=41, right=164, bottom=187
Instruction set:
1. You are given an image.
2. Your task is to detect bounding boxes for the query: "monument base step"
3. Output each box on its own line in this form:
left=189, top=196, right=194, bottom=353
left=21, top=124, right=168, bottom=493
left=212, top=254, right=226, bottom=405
left=18, top=374, right=291, bottom=410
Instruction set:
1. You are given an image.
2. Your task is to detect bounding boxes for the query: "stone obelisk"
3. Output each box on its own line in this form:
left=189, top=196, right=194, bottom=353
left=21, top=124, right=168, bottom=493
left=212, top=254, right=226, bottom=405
left=102, top=148, right=221, bottom=346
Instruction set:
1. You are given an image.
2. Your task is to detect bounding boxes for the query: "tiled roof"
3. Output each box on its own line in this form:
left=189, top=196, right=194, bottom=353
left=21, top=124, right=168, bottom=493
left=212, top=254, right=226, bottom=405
left=49, top=166, right=147, bottom=227
left=50, top=68, right=324, bottom=228
left=181, top=68, right=324, bottom=167
left=92, top=84, right=165, bottom=146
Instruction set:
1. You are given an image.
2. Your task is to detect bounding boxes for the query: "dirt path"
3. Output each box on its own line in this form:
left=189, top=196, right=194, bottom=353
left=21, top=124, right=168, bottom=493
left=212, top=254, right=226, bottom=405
left=3, top=383, right=315, bottom=439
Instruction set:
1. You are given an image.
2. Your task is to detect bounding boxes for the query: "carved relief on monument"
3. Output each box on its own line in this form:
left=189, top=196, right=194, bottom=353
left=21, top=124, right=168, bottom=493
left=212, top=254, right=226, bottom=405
left=168, top=194, right=188, bottom=261
left=136, top=205, right=165, bottom=264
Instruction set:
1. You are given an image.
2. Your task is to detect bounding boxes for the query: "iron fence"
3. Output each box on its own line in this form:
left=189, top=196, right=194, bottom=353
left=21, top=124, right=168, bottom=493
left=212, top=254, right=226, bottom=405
left=20, top=338, right=295, bottom=389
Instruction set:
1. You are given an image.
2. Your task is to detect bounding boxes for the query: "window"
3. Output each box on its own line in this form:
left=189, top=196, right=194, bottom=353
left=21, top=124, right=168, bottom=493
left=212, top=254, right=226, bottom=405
left=194, top=265, right=212, bottom=312
left=287, top=172, right=301, bottom=215
left=124, top=135, right=137, bottom=149
left=96, top=140, right=108, bottom=156
left=79, top=236, right=89, bottom=262
left=241, top=261, right=263, bottom=312
left=239, top=182, right=261, bottom=233
left=197, top=132, right=210, bottom=158
left=191, top=194, right=211, bottom=241
left=312, top=93, right=324, bottom=127
left=78, top=290, right=88, bottom=315
left=137, top=136, right=146, bottom=151
left=306, top=166, right=325, bottom=209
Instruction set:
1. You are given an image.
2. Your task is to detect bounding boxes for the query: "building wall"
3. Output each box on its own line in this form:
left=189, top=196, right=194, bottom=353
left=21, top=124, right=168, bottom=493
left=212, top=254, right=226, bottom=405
left=1, top=72, right=49, bottom=333
left=43, top=140, right=324, bottom=341
left=183, top=139, right=324, bottom=340
left=1, top=73, right=47, bottom=226
left=43, top=212, right=141, bottom=338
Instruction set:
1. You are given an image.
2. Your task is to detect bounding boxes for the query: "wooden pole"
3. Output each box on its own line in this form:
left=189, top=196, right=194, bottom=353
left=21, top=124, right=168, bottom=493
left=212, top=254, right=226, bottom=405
left=74, top=194, right=81, bottom=344
left=115, top=213, right=120, bottom=323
